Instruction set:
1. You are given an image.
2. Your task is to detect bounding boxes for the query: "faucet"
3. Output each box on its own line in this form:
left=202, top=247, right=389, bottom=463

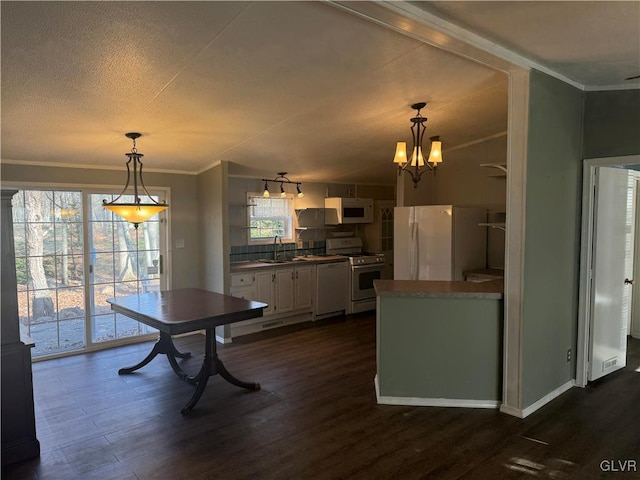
left=273, top=235, right=283, bottom=260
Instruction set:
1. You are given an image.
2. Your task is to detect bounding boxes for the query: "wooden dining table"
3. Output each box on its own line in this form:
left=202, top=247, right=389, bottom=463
left=107, top=288, right=267, bottom=414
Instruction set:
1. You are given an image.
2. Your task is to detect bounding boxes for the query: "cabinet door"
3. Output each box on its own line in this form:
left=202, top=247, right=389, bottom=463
left=255, top=270, right=275, bottom=315
left=230, top=285, right=255, bottom=301
left=294, top=265, right=313, bottom=310
left=231, top=272, right=254, bottom=288
left=275, top=268, right=294, bottom=314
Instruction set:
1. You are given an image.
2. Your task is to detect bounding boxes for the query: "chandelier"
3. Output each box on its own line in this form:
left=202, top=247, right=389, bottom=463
left=103, top=133, right=168, bottom=228
left=393, top=102, right=443, bottom=188
left=262, top=172, right=304, bottom=198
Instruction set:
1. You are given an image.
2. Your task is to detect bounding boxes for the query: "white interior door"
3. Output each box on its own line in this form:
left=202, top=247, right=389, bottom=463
left=588, top=166, right=632, bottom=381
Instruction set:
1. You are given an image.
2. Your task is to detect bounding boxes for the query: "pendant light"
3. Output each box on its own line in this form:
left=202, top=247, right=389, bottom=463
left=103, top=133, right=168, bottom=228
left=393, top=102, right=443, bottom=188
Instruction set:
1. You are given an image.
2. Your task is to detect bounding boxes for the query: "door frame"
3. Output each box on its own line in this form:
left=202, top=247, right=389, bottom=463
left=576, top=155, right=640, bottom=387
left=84, top=188, right=170, bottom=349
left=4, top=180, right=172, bottom=359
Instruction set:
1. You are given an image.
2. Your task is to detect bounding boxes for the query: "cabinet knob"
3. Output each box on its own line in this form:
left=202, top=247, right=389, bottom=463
left=625, top=278, right=634, bottom=285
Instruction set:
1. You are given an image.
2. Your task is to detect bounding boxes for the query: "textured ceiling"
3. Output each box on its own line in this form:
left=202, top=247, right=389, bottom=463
left=412, top=1, right=640, bottom=88
left=1, top=1, right=637, bottom=185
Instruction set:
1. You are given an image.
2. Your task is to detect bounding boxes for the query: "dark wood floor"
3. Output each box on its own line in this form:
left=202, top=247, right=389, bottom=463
left=3, top=313, right=640, bottom=480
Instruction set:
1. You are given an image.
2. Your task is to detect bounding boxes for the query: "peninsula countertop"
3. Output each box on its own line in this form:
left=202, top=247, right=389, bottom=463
left=374, top=279, right=503, bottom=300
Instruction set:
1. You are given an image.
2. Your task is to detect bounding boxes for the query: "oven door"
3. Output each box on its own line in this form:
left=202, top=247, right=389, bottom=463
left=351, top=263, right=383, bottom=301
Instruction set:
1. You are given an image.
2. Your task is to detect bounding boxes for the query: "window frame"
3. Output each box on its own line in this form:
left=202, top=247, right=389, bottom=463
left=246, top=192, right=295, bottom=244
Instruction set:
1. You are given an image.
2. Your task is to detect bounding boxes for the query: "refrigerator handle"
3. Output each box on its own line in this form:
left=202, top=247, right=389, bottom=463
left=409, top=221, right=418, bottom=280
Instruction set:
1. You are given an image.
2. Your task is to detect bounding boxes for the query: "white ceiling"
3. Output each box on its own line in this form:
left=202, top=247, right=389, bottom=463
left=412, top=1, right=640, bottom=88
left=1, top=1, right=638, bottom=186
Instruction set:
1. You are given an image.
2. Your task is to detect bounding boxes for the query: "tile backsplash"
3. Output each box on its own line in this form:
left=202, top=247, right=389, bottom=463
left=230, top=241, right=326, bottom=263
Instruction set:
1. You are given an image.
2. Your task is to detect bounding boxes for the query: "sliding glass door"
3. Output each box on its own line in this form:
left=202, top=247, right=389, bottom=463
left=12, top=188, right=168, bottom=358
left=13, top=190, right=86, bottom=356
left=88, top=193, right=163, bottom=344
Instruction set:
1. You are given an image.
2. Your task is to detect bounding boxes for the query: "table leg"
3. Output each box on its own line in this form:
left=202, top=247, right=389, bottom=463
left=118, top=332, right=192, bottom=377
left=180, top=328, right=260, bottom=414
left=217, top=359, right=261, bottom=391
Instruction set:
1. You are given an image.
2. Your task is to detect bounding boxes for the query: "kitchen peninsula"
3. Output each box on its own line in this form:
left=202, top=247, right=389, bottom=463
left=374, top=278, right=504, bottom=409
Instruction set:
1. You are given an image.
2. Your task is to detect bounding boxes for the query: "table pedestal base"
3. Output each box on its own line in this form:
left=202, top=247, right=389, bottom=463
left=181, top=329, right=260, bottom=415
left=119, top=330, right=260, bottom=414
left=118, top=332, right=193, bottom=382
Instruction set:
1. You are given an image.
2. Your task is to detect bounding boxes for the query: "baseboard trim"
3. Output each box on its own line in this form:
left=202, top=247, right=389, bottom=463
left=499, top=404, right=524, bottom=418
left=500, top=380, right=575, bottom=418
left=374, top=375, right=499, bottom=409
left=1, top=438, right=40, bottom=466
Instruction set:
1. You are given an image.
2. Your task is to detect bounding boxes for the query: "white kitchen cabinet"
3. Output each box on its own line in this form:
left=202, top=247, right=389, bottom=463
left=229, top=284, right=255, bottom=301
left=230, top=271, right=275, bottom=316
left=363, top=200, right=395, bottom=279
left=275, top=268, right=295, bottom=314
left=230, top=264, right=315, bottom=339
left=231, top=272, right=254, bottom=288
left=230, top=273, right=255, bottom=300
left=294, top=265, right=313, bottom=310
left=255, top=270, right=275, bottom=316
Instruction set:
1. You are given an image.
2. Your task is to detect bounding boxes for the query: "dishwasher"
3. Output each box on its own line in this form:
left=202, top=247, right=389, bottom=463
left=315, top=260, right=349, bottom=318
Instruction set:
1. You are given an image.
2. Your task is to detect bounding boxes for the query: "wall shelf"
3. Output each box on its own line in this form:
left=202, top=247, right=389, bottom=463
left=479, top=222, right=506, bottom=232
left=296, top=227, right=336, bottom=231
left=481, top=163, right=507, bottom=177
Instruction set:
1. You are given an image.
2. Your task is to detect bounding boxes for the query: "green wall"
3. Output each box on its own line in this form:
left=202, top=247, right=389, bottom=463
left=197, top=162, right=229, bottom=339
left=197, top=162, right=228, bottom=294
left=583, top=89, right=640, bottom=158
left=522, top=70, right=584, bottom=408
left=378, top=296, right=502, bottom=401
left=0, top=163, right=200, bottom=289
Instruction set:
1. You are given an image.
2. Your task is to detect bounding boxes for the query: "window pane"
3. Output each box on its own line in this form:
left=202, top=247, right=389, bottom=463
left=248, top=194, right=293, bottom=241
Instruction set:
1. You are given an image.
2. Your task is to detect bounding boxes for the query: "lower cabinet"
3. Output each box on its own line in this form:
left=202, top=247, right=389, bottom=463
left=229, top=265, right=314, bottom=338
left=294, top=265, right=313, bottom=310
left=254, top=270, right=275, bottom=316
left=274, top=268, right=294, bottom=314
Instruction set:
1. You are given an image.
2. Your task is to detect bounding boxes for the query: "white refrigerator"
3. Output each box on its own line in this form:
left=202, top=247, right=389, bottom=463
left=394, top=205, right=487, bottom=281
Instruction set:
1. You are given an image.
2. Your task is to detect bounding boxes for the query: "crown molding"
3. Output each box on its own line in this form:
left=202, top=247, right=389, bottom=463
left=585, top=84, right=640, bottom=92
left=329, top=1, right=586, bottom=91
left=0, top=159, right=197, bottom=176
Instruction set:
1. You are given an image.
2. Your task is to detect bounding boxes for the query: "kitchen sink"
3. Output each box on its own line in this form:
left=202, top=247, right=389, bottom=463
left=257, top=258, right=291, bottom=264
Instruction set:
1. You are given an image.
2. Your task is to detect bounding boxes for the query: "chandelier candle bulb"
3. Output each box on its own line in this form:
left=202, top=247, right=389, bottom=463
left=393, top=142, right=407, bottom=165
left=411, top=146, right=425, bottom=167
left=428, top=136, right=443, bottom=165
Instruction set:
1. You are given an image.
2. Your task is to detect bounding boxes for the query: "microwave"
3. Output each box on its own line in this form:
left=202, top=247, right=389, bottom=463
left=324, top=197, right=373, bottom=224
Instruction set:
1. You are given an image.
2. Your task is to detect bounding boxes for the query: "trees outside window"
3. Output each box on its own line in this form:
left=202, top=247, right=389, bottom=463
left=247, top=193, right=294, bottom=243
left=12, top=189, right=164, bottom=357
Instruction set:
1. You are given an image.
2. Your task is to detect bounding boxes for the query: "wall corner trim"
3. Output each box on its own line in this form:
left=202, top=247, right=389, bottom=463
left=501, top=380, right=575, bottom=419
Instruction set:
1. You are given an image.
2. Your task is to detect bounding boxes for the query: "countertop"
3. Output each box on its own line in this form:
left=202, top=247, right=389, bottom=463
left=463, top=268, right=504, bottom=280
left=231, top=255, right=348, bottom=272
left=374, top=279, right=503, bottom=299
